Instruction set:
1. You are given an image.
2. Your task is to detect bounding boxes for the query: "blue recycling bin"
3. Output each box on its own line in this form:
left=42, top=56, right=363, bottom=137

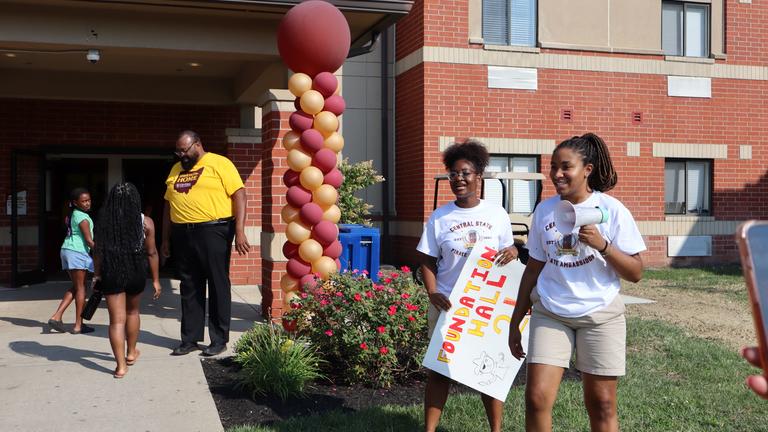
left=338, top=224, right=380, bottom=282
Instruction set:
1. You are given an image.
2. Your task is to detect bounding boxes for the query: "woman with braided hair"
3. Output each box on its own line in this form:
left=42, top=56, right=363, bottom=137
left=508, top=133, right=646, bottom=431
left=94, top=182, right=161, bottom=378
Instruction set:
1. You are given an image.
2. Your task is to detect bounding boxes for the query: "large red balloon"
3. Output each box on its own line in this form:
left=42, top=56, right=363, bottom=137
left=300, top=202, right=324, bottom=226
left=289, top=111, right=314, bottom=132
left=286, top=257, right=312, bottom=279
left=277, top=1, right=351, bottom=77
left=324, top=168, right=344, bottom=188
left=283, top=169, right=301, bottom=187
left=282, top=241, right=299, bottom=260
left=300, top=129, right=325, bottom=153
left=313, top=72, right=338, bottom=97
left=312, top=220, right=339, bottom=246
left=312, top=148, right=337, bottom=174
left=286, top=185, right=312, bottom=208
left=323, top=240, right=343, bottom=259
left=323, top=95, right=345, bottom=116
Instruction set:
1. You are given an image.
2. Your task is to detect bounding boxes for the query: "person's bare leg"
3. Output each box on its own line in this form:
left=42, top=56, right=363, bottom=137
left=125, top=292, right=142, bottom=365
left=480, top=393, right=504, bottom=432
left=71, top=270, right=87, bottom=332
left=424, top=370, right=451, bottom=432
left=50, top=270, right=79, bottom=322
left=106, top=293, right=128, bottom=377
left=525, top=364, right=565, bottom=432
left=582, top=373, right=619, bottom=432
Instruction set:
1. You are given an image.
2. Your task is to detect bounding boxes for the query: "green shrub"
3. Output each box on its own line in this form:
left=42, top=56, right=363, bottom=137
left=233, top=324, right=325, bottom=401
left=284, top=267, right=429, bottom=388
left=337, top=159, right=384, bottom=226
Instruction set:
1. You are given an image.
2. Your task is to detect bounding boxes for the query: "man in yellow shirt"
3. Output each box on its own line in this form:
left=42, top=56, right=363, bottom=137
left=162, top=130, right=250, bottom=357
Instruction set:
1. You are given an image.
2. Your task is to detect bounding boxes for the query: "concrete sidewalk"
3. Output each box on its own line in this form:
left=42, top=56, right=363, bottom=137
left=0, top=280, right=263, bottom=432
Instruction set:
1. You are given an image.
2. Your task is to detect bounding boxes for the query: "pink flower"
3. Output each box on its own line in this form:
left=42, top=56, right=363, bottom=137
left=377, top=326, right=386, bottom=333
left=362, top=269, right=369, bottom=275
left=300, top=292, right=308, bottom=299
left=335, top=291, right=343, bottom=297
left=391, top=273, right=400, bottom=279
left=401, top=293, right=411, bottom=299
left=405, top=303, right=419, bottom=311
left=399, top=325, right=405, bottom=330
left=365, top=291, right=374, bottom=298
left=373, top=284, right=384, bottom=292
left=320, top=299, right=329, bottom=306
left=290, top=302, right=301, bottom=309
left=408, top=315, right=415, bottom=321
left=400, top=265, right=411, bottom=273
left=324, top=329, right=333, bottom=337
left=379, top=346, right=389, bottom=355
left=352, top=269, right=359, bottom=274
left=384, top=278, right=393, bottom=284
left=377, top=271, right=384, bottom=278
left=353, top=293, right=362, bottom=302
left=388, top=305, right=397, bottom=316
left=360, top=342, right=368, bottom=350
left=387, top=288, right=395, bottom=294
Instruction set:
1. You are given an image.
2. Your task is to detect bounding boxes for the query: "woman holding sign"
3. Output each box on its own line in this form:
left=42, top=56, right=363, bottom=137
left=508, top=133, right=645, bottom=431
left=417, top=139, right=518, bottom=432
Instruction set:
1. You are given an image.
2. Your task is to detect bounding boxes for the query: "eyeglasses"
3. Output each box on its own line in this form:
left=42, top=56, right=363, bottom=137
left=174, top=141, right=197, bottom=157
left=448, top=170, right=476, bottom=180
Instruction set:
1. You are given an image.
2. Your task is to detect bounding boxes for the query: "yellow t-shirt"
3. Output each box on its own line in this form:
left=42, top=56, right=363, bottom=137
left=164, top=152, right=244, bottom=223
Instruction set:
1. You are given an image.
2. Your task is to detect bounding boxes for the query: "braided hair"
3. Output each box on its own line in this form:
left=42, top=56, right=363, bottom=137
left=443, top=139, right=490, bottom=174
left=65, top=187, right=90, bottom=237
left=95, top=182, right=146, bottom=288
left=555, top=133, right=617, bottom=192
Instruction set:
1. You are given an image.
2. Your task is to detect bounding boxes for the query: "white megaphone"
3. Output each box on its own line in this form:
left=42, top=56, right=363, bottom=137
left=554, top=200, right=609, bottom=234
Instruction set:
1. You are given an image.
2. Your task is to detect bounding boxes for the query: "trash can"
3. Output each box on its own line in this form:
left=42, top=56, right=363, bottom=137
left=338, top=224, right=380, bottom=282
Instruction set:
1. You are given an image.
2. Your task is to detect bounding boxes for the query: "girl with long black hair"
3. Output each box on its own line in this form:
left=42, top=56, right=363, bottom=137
left=49, top=187, right=95, bottom=334
left=94, top=182, right=161, bottom=378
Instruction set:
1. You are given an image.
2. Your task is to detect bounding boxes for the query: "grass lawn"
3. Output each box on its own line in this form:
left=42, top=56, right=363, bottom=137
left=227, top=317, right=767, bottom=432
left=642, top=265, right=746, bottom=303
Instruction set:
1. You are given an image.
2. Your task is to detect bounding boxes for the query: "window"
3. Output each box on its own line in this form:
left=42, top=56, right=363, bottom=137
left=664, top=160, right=711, bottom=215
left=483, top=0, right=537, bottom=47
left=485, top=156, right=539, bottom=213
left=662, top=1, right=709, bottom=57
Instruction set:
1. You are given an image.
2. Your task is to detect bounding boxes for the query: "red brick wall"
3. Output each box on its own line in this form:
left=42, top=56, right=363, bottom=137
left=229, top=141, right=262, bottom=286
left=726, top=0, right=768, bottom=65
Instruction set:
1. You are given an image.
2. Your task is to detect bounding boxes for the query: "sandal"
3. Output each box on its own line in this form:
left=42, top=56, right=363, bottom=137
left=72, top=324, right=95, bottom=334
left=48, top=319, right=66, bottom=333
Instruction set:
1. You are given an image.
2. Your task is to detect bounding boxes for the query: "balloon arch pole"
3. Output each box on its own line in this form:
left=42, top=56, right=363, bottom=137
left=276, top=0, right=351, bottom=322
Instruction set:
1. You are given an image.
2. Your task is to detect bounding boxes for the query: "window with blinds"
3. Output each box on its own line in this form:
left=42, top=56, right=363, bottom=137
left=482, top=0, right=537, bottom=47
left=662, top=1, right=709, bottom=57
left=486, top=156, right=539, bottom=213
left=664, top=159, right=711, bottom=215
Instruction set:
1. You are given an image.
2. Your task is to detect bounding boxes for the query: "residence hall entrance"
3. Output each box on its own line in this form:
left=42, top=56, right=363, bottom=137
left=10, top=149, right=173, bottom=286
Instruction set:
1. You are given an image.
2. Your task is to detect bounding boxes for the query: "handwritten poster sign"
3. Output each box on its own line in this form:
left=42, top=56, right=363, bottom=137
left=422, top=240, right=530, bottom=401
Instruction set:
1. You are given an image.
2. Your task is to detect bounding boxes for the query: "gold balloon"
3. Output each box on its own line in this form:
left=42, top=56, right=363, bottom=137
left=288, top=73, right=312, bottom=98
left=286, top=221, right=311, bottom=244
left=300, top=90, right=325, bottom=115
left=287, top=148, right=312, bottom=172
left=281, top=205, right=300, bottom=224
left=280, top=274, right=299, bottom=293
left=312, top=256, right=338, bottom=279
left=283, top=291, right=300, bottom=308
left=299, top=166, right=324, bottom=191
left=323, top=132, right=344, bottom=153
left=322, top=204, right=341, bottom=223
left=282, top=130, right=301, bottom=151
left=313, top=184, right=338, bottom=207
left=299, top=239, right=324, bottom=263
left=313, top=111, right=339, bottom=136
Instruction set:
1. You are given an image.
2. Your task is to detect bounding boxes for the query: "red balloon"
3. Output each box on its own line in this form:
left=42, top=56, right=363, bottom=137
left=289, top=111, right=314, bottom=132
left=286, top=257, right=312, bottom=279
left=300, top=129, right=325, bottom=153
left=300, top=202, right=324, bottom=226
left=312, top=220, right=339, bottom=246
left=323, top=95, right=345, bottom=116
left=282, top=241, right=299, bottom=260
left=324, top=240, right=343, bottom=259
left=335, top=258, right=342, bottom=271
left=293, top=97, right=302, bottom=111
left=300, top=273, right=318, bottom=290
left=313, top=72, right=338, bottom=97
left=277, top=1, right=351, bottom=77
left=286, top=185, right=312, bottom=208
left=312, top=148, right=337, bottom=174
left=283, top=169, right=300, bottom=187
left=324, top=168, right=344, bottom=188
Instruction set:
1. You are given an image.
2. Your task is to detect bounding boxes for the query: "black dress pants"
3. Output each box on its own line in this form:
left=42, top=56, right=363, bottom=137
left=172, top=221, right=235, bottom=346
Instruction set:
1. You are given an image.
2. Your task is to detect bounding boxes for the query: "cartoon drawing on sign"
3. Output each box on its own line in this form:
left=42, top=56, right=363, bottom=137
left=473, top=351, right=510, bottom=386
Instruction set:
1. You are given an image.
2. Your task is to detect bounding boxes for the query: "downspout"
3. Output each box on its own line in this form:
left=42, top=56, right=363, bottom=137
left=379, top=27, right=391, bottom=264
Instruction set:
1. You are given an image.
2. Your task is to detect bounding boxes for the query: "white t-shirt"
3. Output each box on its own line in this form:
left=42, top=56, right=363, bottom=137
left=417, top=200, right=514, bottom=297
left=527, top=192, right=646, bottom=318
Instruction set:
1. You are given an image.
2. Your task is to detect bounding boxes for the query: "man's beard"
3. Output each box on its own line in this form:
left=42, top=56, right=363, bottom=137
left=180, top=155, right=198, bottom=171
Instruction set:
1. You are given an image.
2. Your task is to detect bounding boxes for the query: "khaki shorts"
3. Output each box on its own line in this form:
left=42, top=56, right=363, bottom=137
left=528, top=291, right=626, bottom=376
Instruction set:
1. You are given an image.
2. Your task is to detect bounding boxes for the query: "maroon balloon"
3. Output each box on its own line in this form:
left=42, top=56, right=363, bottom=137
left=286, top=185, right=312, bottom=208
left=323, top=240, right=343, bottom=259
left=312, top=220, right=339, bottom=246
left=313, top=72, right=338, bottom=97
left=286, top=257, right=312, bottom=279
left=282, top=241, right=299, bottom=260
left=323, top=95, right=345, bottom=116
left=277, top=1, right=351, bottom=77
left=283, top=169, right=301, bottom=187
left=300, top=129, right=325, bottom=153
left=299, top=202, right=324, bottom=226
left=293, top=97, right=302, bottom=111
left=289, top=111, right=314, bottom=132
left=323, top=168, right=344, bottom=188
left=300, top=273, right=318, bottom=290
left=312, top=148, right=337, bottom=174
left=335, top=258, right=342, bottom=271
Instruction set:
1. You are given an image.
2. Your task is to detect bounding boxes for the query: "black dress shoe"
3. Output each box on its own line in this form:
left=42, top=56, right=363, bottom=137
left=170, top=343, right=200, bottom=356
left=200, top=344, right=227, bottom=357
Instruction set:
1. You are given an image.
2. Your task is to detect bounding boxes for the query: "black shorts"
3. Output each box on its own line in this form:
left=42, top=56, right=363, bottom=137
left=101, top=272, right=147, bottom=296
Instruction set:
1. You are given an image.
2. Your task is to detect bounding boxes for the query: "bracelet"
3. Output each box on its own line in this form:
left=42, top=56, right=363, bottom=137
left=598, top=239, right=611, bottom=257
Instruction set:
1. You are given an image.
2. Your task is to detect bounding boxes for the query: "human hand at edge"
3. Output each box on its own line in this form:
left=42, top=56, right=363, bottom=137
left=742, top=346, right=768, bottom=399
left=428, top=292, right=451, bottom=311
left=494, top=245, right=519, bottom=266
left=509, top=324, right=526, bottom=360
left=235, top=231, right=251, bottom=255
left=152, top=280, right=162, bottom=300
left=578, top=224, right=606, bottom=251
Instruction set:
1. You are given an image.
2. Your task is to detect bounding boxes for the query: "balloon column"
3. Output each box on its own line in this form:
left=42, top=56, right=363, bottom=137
left=276, top=0, right=350, bottom=317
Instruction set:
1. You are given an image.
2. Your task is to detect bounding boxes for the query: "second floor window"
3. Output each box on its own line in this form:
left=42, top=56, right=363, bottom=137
left=662, top=1, right=709, bottom=57
left=664, top=159, right=712, bottom=215
left=486, top=156, right=538, bottom=214
left=483, top=0, right=537, bottom=47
